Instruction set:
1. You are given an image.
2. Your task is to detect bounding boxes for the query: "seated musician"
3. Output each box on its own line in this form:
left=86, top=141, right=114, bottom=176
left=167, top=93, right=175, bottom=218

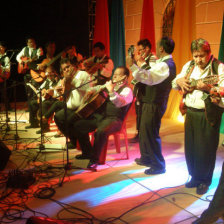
left=25, top=65, right=59, bottom=129
left=54, top=57, right=92, bottom=145
left=71, top=66, right=133, bottom=169
left=83, top=42, right=114, bottom=85
left=0, top=41, right=11, bottom=111
left=16, top=37, right=43, bottom=103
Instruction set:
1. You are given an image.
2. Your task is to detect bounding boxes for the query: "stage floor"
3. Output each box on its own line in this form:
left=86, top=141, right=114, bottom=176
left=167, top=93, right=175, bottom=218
left=0, top=103, right=224, bottom=224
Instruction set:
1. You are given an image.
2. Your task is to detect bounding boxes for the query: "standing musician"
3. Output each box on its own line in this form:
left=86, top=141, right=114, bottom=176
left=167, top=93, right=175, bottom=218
left=83, top=42, right=114, bottom=85
left=0, top=41, right=11, bottom=111
left=129, top=38, right=157, bottom=143
left=126, top=36, right=176, bottom=175
left=25, top=65, right=59, bottom=129
left=54, top=57, right=92, bottom=146
left=71, top=66, right=133, bottom=169
left=16, top=37, right=43, bottom=103
left=172, top=38, right=224, bottom=195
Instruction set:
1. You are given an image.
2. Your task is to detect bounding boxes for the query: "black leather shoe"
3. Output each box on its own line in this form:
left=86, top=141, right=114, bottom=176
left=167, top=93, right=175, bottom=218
left=144, top=167, right=166, bottom=175
left=75, top=154, right=90, bottom=160
left=67, top=142, right=76, bottom=149
left=196, top=183, right=209, bottom=195
left=128, top=134, right=139, bottom=143
left=185, top=180, right=198, bottom=188
left=87, top=161, right=98, bottom=170
left=192, top=209, right=220, bottom=224
left=135, top=158, right=151, bottom=167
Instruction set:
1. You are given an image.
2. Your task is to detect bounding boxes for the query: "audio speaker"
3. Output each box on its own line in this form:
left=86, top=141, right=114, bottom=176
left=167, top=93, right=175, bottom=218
left=0, top=140, right=11, bottom=171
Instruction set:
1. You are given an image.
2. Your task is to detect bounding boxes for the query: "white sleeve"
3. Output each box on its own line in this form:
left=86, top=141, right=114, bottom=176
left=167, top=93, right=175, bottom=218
left=16, top=47, right=25, bottom=63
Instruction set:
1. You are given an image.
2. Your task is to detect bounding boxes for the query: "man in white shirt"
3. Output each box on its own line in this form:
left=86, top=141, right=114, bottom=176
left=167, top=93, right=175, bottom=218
left=54, top=57, right=91, bottom=143
left=127, top=36, right=176, bottom=175
left=128, top=38, right=157, bottom=143
left=172, top=38, right=224, bottom=195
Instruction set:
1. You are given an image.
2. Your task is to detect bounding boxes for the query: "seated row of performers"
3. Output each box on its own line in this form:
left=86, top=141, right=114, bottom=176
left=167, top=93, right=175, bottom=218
left=25, top=56, right=133, bottom=169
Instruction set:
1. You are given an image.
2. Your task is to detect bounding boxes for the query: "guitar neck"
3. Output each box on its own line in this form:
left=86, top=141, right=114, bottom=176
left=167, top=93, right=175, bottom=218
left=45, top=52, right=63, bottom=67
left=190, top=75, right=218, bottom=87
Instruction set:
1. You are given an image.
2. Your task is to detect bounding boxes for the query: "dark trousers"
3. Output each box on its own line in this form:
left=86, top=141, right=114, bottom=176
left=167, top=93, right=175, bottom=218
left=135, top=99, right=142, bottom=133
left=185, top=109, right=221, bottom=186
left=44, top=100, right=64, bottom=119
left=54, top=107, right=77, bottom=143
left=73, top=116, right=123, bottom=162
left=139, top=103, right=166, bottom=169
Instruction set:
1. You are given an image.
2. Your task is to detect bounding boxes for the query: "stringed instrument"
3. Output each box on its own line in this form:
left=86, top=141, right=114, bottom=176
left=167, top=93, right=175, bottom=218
left=84, top=57, right=109, bottom=75
left=18, top=56, right=37, bottom=74
left=0, top=66, right=10, bottom=83
left=179, top=75, right=219, bottom=115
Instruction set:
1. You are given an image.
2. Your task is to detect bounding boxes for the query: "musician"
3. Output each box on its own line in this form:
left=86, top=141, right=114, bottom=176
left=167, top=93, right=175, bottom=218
left=16, top=37, right=43, bottom=103
left=128, top=38, right=157, bottom=143
left=54, top=57, right=92, bottom=144
left=126, top=36, right=176, bottom=175
left=71, top=66, right=133, bottom=169
left=172, top=38, right=224, bottom=195
left=0, top=41, right=11, bottom=111
left=25, top=65, right=59, bottom=129
left=83, top=42, right=114, bottom=85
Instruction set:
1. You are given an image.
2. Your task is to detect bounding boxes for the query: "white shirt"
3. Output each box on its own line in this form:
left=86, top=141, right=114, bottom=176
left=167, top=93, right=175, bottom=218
left=172, top=59, right=224, bottom=109
left=16, top=46, right=43, bottom=63
left=130, top=55, right=172, bottom=86
left=0, top=53, right=10, bottom=71
left=66, top=70, right=91, bottom=109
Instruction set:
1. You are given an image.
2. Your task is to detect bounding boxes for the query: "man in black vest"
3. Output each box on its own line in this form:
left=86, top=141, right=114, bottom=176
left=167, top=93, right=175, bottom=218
left=71, top=66, right=133, bottom=169
left=127, top=36, right=176, bottom=175
left=173, top=38, right=224, bottom=195
left=129, top=38, right=157, bottom=143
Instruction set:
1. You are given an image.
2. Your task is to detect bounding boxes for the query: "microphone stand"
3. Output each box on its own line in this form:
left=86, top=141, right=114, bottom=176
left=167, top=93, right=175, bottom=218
left=59, top=77, right=97, bottom=187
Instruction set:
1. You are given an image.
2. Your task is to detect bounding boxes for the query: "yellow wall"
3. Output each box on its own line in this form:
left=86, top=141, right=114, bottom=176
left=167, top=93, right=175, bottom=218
left=123, top=0, right=224, bottom=58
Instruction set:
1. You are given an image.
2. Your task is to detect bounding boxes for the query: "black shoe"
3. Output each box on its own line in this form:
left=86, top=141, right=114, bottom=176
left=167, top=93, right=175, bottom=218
left=196, top=183, right=209, bottom=195
left=25, top=124, right=39, bottom=129
left=75, top=154, right=90, bottom=160
left=185, top=180, right=198, bottom=188
left=135, top=158, right=151, bottom=167
left=144, top=167, right=166, bottom=175
left=129, top=134, right=139, bottom=143
left=87, top=161, right=98, bottom=170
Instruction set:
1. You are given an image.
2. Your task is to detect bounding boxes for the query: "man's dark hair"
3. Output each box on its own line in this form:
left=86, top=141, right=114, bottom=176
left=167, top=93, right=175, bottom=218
left=45, top=41, right=56, bottom=49
left=60, top=57, right=78, bottom=67
left=93, top=42, right=105, bottom=50
left=137, top=39, right=152, bottom=49
left=0, top=41, right=7, bottom=49
left=117, top=66, right=130, bottom=78
left=159, top=37, right=175, bottom=54
left=26, top=36, right=35, bottom=43
left=191, top=38, right=211, bottom=54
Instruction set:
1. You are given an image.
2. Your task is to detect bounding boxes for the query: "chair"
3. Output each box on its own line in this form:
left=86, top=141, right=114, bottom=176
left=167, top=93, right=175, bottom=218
left=90, top=102, right=133, bottom=165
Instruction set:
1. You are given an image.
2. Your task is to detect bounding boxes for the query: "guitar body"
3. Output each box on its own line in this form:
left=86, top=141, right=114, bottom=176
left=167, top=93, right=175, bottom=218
left=0, top=67, right=10, bottom=83
left=76, top=92, right=106, bottom=118
left=30, top=58, right=51, bottom=83
left=18, top=56, right=29, bottom=74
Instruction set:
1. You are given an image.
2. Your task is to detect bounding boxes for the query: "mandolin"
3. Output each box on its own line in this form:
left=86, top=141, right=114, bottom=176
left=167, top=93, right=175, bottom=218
left=179, top=75, right=219, bottom=115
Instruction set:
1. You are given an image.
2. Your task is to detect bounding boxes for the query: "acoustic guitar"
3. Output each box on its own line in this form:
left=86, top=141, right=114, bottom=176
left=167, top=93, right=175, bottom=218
left=0, top=66, right=10, bottom=83
left=179, top=75, right=219, bottom=115
left=17, top=56, right=37, bottom=74
left=84, top=57, right=109, bottom=75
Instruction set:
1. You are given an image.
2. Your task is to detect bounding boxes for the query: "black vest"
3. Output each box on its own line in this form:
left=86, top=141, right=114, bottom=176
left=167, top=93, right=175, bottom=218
left=24, top=47, right=38, bottom=59
left=103, top=85, right=132, bottom=121
left=140, top=57, right=176, bottom=106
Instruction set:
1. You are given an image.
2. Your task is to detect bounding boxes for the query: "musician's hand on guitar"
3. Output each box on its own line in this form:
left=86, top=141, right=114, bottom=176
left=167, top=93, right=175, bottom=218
left=176, top=77, right=191, bottom=93
left=135, top=54, right=145, bottom=67
left=105, top=80, right=115, bottom=93
left=196, top=80, right=211, bottom=92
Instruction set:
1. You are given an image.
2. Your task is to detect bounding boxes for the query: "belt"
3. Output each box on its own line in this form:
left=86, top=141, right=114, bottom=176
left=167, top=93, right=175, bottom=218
left=187, top=107, right=205, bottom=112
